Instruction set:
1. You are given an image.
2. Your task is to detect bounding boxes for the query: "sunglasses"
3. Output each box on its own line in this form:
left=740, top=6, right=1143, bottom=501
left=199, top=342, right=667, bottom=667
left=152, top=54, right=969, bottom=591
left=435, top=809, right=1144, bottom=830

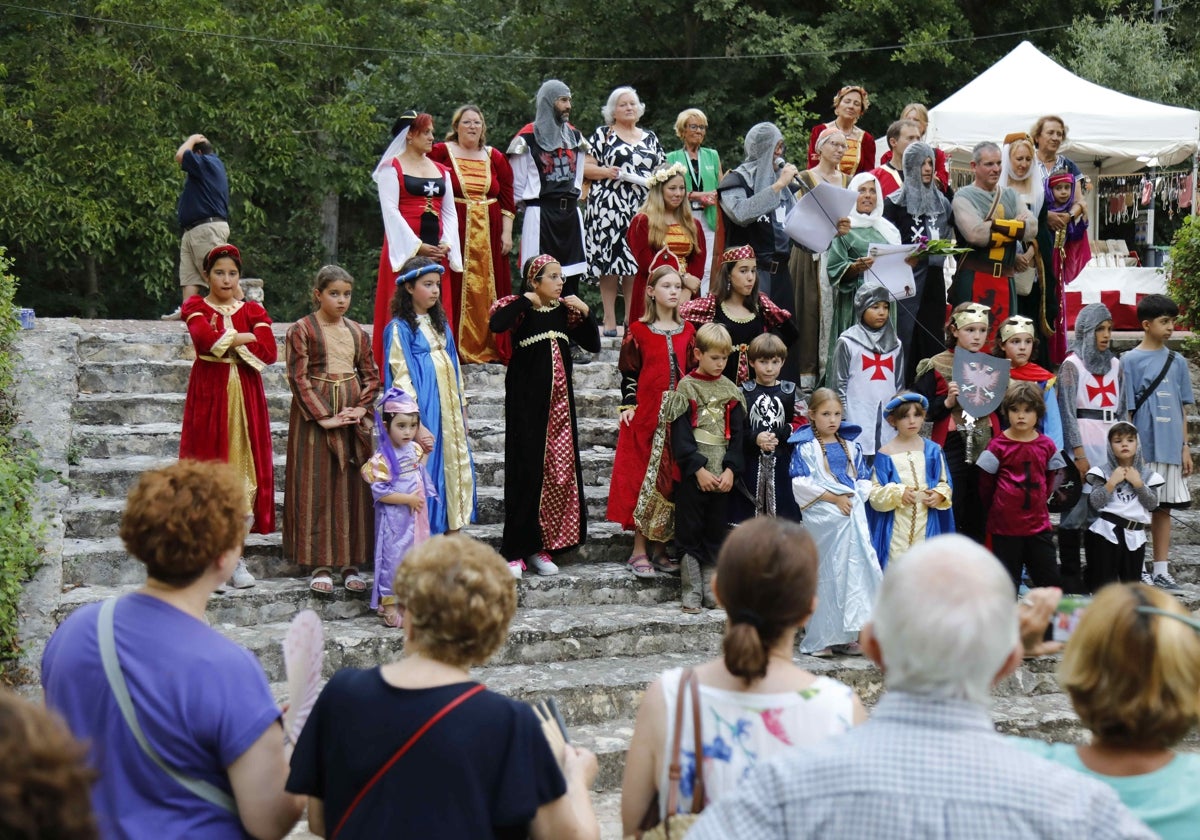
left=1136, top=605, right=1200, bottom=633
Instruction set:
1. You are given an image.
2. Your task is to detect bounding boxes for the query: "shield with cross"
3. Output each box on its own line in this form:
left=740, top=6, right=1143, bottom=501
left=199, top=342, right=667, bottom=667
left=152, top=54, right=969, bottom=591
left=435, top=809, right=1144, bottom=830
left=952, top=348, right=1010, bottom=419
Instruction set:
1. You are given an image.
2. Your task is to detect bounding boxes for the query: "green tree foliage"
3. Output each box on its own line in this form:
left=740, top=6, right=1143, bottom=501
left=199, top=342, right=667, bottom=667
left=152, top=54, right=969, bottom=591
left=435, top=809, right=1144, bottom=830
left=2, top=0, right=1197, bottom=322
left=0, top=248, right=44, bottom=664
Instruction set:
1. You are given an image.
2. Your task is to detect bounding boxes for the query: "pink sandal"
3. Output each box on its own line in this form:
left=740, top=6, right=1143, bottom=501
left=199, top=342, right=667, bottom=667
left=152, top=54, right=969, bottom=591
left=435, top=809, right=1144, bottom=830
left=627, top=554, right=656, bottom=579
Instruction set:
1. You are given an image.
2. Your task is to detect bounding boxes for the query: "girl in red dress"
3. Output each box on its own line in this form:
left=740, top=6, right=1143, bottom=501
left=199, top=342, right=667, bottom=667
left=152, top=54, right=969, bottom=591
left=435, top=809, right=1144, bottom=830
left=625, top=162, right=706, bottom=324
left=607, top=266, right=695, bottom=578
left=179, top=244, right=277, bottom=588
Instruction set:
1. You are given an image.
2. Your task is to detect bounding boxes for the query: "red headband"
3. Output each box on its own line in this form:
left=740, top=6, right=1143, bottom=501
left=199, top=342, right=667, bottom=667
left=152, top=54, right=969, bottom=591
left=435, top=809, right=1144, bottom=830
left=203, top=244, right=241, bottom=273
left=1048, top=173, right=1074, bottom=187
left=526, top=254, right=560, bottom=286
left=721, top=245, right=755, bottom=265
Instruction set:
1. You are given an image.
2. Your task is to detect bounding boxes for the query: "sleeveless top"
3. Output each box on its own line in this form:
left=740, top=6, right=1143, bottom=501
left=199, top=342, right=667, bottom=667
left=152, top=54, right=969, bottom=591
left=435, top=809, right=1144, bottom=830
left=657, top=666, right=856, bottom=818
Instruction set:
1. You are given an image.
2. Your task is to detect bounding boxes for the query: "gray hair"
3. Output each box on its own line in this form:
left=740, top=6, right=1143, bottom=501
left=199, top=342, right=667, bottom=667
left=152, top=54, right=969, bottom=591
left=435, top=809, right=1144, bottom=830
left=870, top=535, right=1019, bottom=706
left=601, top=86, right=645, bottom=125
left=972, top=141, right=1001, bottom=164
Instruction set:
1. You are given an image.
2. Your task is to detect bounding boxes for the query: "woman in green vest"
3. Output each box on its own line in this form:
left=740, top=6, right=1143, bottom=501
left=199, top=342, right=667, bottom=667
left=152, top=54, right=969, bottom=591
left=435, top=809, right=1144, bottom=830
left=667, top=108, right=722, bottom=295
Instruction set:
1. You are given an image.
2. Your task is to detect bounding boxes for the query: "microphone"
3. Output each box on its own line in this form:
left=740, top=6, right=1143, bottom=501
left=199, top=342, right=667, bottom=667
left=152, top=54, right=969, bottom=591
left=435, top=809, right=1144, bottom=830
left=774, top=157, right=802, bottom=191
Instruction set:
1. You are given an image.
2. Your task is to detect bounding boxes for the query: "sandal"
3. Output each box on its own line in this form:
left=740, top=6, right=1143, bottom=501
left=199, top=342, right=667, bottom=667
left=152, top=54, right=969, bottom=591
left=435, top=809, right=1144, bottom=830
left=309, top=568, right=334, bottom=595
left=378, top=606, right=402, bottom=628
left=627, top=554, right=657, bottom=579
left=341, top=567, right=368, bottom=593
left=807, top=647, right=834, bottom=658
left=652, top=553, right=680, bottom=575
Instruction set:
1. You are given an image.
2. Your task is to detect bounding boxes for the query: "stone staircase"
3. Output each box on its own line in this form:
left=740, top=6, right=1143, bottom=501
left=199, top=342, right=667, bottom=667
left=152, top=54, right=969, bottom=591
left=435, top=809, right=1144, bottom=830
left=11, top=321, right=1200, bottom=839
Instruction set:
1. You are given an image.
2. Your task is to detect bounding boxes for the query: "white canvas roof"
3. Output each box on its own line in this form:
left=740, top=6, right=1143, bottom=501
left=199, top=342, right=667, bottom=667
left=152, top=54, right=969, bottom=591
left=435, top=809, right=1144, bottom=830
left=927, top=41, right=1200, bottom=175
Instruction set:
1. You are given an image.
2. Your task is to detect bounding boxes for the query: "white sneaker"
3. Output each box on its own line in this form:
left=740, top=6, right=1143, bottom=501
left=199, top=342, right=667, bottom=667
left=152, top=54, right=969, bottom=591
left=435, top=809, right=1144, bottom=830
left=1141, top=570, right=1155, bottom=587
left=508, top=560, right=525, bottom=580
left=230, top=558, right=255, bottom=589
left=528, top=552, right=559, bottom=576
left=1153, top=572, right=1185, bottom=594
left=160, top=306, right=182, bottom=321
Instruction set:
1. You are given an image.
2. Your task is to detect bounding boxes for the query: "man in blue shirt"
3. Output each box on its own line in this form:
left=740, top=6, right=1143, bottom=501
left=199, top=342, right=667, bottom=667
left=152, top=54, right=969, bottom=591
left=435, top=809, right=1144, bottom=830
left=165, top=132, right=230, bottom=319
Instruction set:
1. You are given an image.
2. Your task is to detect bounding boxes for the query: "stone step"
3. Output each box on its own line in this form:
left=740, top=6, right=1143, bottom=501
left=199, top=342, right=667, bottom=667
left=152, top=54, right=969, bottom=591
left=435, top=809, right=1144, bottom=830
left=70, top=394, right=620, bottom=449
left=60, top=524, right=635, bottom=587
left=75, top=328, right=623, bottom=366
left=68, top=441, right=617, bottom=499
left=55, top=561, right=679, bottom=627
left=76, top=358, right=623, bottom=404
left=220, top=604, right=728, bottom=683
left=63, top=447, right=621, bottom=539
left=70, top=423, right=618, bottom=487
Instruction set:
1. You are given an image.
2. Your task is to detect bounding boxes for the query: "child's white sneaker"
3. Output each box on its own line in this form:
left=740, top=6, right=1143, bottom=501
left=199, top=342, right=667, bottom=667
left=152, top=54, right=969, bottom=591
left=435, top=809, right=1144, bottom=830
left=508, top=560, right=526, bottom=580
left=528, top=552, right=559, bottom=576
left=230, top=558, right=255, bottom=589
left=1141, top=570, right=1155, bottom=587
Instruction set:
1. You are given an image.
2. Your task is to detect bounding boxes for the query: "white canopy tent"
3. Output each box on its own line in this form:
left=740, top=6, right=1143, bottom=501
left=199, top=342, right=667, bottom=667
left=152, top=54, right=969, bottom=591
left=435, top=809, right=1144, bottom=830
left=927, top=40, right=1199, bottom=251
left=928, top=40, right=1199, bottom=174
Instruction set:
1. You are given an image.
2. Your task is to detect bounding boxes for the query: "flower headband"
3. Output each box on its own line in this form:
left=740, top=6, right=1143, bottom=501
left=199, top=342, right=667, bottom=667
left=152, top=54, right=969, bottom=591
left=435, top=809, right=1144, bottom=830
left=951, top=303, right=990, bottom=329
left=647, top=161, right=686, bottom=188
left=885, top=393, right=929, bottom=414
left=396, top=263, right=444, bottom=286
left=721, top=245, right=755, bottom=264
left=526, top=254, right=560, bottom=286
left=999, top=315, right=1036, bottom=343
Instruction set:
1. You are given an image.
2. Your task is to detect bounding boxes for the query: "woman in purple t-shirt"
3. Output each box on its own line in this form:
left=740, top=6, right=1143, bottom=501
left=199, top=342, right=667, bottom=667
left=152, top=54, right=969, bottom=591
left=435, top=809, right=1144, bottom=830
left=41, top=461, right=303, bottom=839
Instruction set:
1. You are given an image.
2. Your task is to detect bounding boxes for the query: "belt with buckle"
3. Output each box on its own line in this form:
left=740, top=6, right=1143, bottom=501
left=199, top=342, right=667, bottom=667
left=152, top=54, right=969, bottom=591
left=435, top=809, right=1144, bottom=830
left=961, top=255, right=1011, bottom=278
left=525, top=196, right=576, bottom=211
left=1100, top=511, right=1147, bottom=531
left=182, top=215, right=226, bottom=232
left=1077, top=408, right=1117, bottom=421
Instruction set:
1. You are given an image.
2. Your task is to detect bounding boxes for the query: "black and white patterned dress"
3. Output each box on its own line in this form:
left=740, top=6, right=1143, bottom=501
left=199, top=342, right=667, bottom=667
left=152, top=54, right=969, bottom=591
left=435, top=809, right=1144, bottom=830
left=584, top=126, right=664, bottom=279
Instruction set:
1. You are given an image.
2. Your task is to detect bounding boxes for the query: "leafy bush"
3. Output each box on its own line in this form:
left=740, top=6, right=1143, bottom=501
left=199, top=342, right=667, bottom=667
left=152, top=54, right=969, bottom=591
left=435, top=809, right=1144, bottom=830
left=0, top=247, right=44, bottom=665
left=1166, top=215, right=1200, bottom=353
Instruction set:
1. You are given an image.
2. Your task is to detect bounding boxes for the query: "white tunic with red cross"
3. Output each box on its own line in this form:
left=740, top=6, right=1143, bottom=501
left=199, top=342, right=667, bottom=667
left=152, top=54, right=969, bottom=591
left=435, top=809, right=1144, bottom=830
left=845, top=343, right=901, bottom=455
left=1063, top=354, right=1120, bottom=469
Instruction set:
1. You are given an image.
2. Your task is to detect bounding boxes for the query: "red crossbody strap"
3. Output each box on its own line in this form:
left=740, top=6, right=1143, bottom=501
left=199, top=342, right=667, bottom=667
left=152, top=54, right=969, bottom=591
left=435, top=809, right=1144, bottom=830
left=330, top=682, right=486, bottom=839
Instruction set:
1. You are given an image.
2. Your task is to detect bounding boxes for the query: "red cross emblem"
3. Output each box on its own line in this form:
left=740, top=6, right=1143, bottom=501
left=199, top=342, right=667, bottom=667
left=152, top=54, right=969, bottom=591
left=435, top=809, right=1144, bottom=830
left=1086, top=375, right=1116, bottom=407
left=862, top=352, right=894, bottom=381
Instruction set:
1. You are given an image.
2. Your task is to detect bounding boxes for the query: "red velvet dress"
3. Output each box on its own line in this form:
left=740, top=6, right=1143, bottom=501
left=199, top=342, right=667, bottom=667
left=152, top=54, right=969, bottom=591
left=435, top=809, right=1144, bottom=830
left=373, top=159, right=456, bottom=367
left=606, top=321, right=695, bottom=531
left=180, top=296, right=278, bottom=533
left=428, top=143, right=516, bottom=364
left=625, top=214, right=706, bottom=324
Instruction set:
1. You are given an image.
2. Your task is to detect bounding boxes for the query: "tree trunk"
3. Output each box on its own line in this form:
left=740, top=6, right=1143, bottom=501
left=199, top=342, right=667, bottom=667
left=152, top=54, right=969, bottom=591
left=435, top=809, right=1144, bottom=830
left=320, top=191, right=339, bottom=263
left=83, top=253, right=99, bottom=319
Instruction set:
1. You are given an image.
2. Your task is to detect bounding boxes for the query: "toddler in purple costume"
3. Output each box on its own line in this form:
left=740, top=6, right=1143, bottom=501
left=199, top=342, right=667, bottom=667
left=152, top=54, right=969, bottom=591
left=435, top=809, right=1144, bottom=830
left=361, top=387, right=436, bottom=627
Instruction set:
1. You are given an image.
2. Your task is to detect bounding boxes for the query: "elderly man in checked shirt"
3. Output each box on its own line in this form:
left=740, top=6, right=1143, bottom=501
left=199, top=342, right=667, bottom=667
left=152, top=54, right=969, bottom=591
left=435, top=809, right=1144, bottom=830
left=687, top=534, right=1155, bottom=840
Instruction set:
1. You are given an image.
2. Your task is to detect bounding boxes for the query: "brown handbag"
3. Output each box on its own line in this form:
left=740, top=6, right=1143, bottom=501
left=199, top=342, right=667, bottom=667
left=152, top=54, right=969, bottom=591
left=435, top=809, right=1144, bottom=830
left=630, top=668, right=707, bottom=840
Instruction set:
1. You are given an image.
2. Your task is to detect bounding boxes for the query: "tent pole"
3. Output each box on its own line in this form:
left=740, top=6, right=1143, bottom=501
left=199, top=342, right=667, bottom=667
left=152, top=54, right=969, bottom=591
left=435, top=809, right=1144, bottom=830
left=1192, top=152, right=1198, bottom=217
left=1146, top=166, right=1156, bottom=266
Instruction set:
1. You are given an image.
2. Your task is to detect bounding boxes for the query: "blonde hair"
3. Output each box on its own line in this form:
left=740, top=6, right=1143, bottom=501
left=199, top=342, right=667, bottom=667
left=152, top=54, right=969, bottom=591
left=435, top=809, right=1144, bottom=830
left=807, top=387, right=841, bottom=415
left=694, top=322, right=733, bottom=355
left=445, top=104, right=486, bottom=145
left=639, top=166, right=698, bottom=256
left=674, top=108, right=708, bottom=140
left=900, top=103, right=929, bottom=125
left=640, top=266, right=684, bottom=325
left=393, top=535, right=517, bottom=668
left=1059, top=583, right=1200, bottom=749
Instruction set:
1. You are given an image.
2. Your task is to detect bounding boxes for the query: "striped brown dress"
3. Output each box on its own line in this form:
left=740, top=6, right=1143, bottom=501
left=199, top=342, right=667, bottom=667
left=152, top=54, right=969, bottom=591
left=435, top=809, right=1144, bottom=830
left=283, top=314, right=381, bottom=569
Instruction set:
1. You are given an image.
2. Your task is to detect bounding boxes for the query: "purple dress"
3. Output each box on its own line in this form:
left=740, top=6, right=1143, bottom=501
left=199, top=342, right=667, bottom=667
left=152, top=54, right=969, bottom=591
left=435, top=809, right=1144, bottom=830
left=362, top=442, right=435, bottom=610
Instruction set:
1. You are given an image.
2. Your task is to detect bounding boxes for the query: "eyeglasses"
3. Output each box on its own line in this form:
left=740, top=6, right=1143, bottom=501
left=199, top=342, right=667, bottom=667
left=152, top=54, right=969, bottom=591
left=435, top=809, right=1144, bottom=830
left=459, top=119, right=483, bottom=127
left=827, top=143, right=849, bottom=151
left=686, top=124, right=707, bottom=131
